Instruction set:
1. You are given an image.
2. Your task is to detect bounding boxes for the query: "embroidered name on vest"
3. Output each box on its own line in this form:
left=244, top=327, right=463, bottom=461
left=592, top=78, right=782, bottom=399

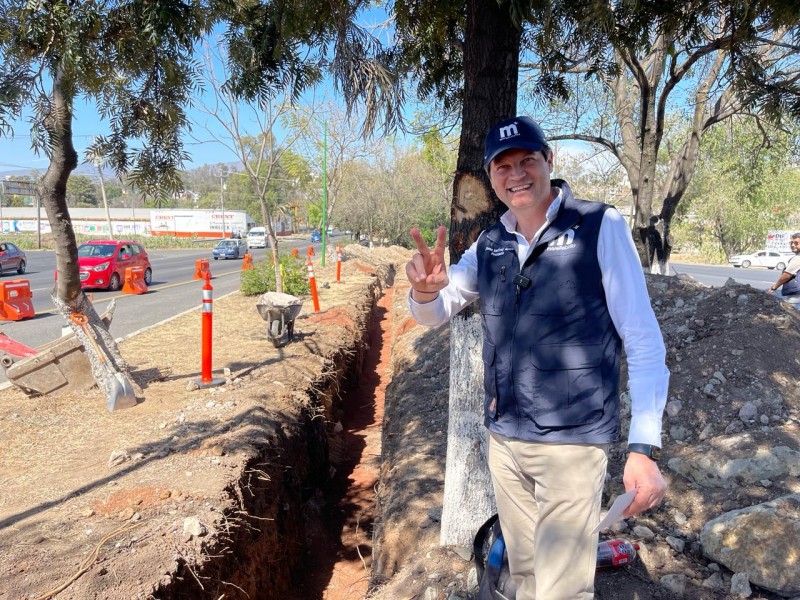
left=485, top=246, right=513, bottom=257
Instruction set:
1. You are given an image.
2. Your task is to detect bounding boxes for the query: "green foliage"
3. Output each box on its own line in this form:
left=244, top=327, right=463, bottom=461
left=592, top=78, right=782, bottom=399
left=4, top=233, right=212, bottom=251
left=222, top=0, right=403, bottom=136
left=240, top=254, right=309, bottom=297
left=676, top=117, right=800, bottom=260
left=0, top=1, right=216, bottom=198
left=331, top=142, right=451, bottom=247
left=66, top=175, right=98, bottom=207
left=307, top=204, right=323, bottom=229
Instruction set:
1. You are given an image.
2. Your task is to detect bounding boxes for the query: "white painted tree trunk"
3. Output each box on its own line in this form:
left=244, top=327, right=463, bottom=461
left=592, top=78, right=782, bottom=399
left=439, top=311, right=496, bottom=547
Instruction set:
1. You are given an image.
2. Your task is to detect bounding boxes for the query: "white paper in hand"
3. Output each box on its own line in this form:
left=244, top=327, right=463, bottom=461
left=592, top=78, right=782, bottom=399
left=592, top=489, right=637, bottom=535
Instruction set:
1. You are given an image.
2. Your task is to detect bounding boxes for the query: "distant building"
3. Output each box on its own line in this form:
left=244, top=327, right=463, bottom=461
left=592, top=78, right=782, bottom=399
left=0, top=207, right=270, bottom=238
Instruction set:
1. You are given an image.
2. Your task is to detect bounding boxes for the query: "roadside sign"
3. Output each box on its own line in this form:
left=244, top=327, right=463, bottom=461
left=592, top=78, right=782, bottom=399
left=1, top=180, right=37, bottom=197
left=766, top=230, right=796, bottom=253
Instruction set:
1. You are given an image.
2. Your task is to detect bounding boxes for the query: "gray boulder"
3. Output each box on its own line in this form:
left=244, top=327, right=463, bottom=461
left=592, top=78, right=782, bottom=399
left=700, top=494, right=800, bottom=596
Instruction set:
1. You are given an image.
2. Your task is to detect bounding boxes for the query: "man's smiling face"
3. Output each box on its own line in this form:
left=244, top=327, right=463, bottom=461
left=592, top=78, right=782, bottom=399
left=488, top=148, right=554, bottom=215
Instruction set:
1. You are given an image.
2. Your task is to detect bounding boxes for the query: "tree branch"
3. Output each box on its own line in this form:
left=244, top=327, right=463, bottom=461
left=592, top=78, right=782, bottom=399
left=548, top=133, right=619, bottom=158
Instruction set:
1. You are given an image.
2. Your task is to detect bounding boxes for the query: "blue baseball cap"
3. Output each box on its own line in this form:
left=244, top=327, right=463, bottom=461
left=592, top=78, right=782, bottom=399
left=483, top=116, right=549, bottom=170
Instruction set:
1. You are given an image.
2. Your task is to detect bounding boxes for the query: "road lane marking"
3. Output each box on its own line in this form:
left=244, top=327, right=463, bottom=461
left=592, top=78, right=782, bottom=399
left=29, top=269, right=242, bottom=316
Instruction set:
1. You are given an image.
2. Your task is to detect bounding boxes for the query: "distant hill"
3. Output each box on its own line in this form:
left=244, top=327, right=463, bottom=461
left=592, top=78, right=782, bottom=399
left=0, top=161, right=238, bottom=181
left=0, top=162, right=108, bottom=179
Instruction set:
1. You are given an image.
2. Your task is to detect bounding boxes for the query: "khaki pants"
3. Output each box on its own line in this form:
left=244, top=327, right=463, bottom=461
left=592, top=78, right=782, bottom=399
left=487, top=431, right=608, bottom=600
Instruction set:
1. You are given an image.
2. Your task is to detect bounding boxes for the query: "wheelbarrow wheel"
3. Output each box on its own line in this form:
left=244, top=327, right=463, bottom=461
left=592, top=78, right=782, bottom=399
left=269, top=320, right=284, bottom=348
left=269, top=319, right=281, bottom=340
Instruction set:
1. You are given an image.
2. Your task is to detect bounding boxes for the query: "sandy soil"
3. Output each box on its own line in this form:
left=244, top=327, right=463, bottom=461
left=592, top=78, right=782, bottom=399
left=0, top=251, right=389, bottom=600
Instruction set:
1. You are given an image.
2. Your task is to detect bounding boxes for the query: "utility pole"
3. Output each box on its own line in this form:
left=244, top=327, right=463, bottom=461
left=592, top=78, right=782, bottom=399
left=216, top=168, right=230, bottom=239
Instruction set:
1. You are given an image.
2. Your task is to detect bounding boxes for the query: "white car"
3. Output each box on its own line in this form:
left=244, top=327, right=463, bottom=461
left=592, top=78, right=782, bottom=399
left=728, top=249, right=791, bottom=270
left=246, top=227, right=267, bottom=249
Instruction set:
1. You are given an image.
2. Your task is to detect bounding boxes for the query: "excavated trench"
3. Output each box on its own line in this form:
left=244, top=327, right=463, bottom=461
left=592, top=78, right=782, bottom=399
left=159, top=272, right=396, bottom=599
left=298, top=285, right=392, bottom=599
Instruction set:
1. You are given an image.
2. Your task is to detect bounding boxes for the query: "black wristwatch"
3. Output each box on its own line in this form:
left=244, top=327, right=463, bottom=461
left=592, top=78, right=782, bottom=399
left=628, top=443, right=661, bottom=462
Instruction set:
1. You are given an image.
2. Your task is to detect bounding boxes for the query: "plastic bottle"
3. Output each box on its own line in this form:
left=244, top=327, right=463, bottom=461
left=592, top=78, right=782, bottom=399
left=596, top=538, right=640, bottom=570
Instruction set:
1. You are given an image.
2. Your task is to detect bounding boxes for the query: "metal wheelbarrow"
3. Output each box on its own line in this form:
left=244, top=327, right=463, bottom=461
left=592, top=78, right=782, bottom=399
left=256, top=292, right=304, bottom=348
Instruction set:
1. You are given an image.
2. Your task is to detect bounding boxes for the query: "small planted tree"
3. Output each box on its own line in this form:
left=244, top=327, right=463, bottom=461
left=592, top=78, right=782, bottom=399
left=0, top=1, right=214, bottom=402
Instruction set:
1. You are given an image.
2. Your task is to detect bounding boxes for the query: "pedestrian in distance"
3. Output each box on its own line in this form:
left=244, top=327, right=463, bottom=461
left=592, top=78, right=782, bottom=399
left=768, top=232, right=800, bottom=309
left=405, top=116, right=670, bottom=600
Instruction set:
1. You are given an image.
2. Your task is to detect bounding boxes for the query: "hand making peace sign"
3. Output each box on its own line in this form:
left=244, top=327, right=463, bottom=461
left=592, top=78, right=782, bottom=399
left=406, top=226, right=449, bottom=301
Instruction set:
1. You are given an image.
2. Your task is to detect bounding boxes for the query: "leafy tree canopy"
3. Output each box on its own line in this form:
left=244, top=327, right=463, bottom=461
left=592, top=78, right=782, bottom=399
left=66, top=174, right=98, bottom=207
left=0, top=0, right=214, bottom=198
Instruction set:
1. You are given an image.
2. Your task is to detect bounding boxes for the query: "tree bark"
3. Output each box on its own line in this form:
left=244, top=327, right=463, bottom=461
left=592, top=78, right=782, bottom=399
left=440, top=0, right=520, bottom=547
left=43, top=68, right=82, bottom=307
left=42, top=67, right=132, bottom=396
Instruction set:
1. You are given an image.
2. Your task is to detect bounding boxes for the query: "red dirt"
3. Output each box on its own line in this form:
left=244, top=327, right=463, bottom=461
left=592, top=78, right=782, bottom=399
left=300, top=287, right=394, bottom=599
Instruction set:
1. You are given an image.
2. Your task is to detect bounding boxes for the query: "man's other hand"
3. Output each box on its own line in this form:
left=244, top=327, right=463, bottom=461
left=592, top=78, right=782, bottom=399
left=622, top=452, right=668, bottom=517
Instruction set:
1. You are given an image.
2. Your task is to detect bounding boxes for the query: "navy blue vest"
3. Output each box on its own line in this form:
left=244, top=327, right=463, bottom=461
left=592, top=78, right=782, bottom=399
left=477, top=181, right=622, bottom=444
left=783, top=256, right=800, bottom=296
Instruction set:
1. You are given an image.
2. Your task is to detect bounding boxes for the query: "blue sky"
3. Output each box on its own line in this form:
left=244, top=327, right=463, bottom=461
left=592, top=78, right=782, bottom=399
left=0, top=8, right=593, bottom=179
left=0, top=88, right=264, bottom=176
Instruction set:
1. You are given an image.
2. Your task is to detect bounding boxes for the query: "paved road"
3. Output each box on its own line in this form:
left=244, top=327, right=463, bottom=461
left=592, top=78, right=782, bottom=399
left=0, top=234, right=345, bottom=384
left=669, top=261, right=780, bottom=292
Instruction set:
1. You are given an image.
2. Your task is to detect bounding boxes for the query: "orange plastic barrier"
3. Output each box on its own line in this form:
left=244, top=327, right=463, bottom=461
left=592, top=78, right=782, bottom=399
left=336, top=244, right=343, bottom=283
left=122, top=266, right=148, bottom=295
left=291, top=247, right=299, bottom=258
left=193, top=258, right=212, bottom=280
left=242, top=252, right=254, bottom=271
left=307, top=245, right=315, bottom=257
left=0, top=279, right=35, bottom=321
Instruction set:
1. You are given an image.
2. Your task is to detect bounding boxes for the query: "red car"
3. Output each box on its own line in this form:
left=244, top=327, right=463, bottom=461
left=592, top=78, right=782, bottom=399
left=77, top=240, right=152, bottom=291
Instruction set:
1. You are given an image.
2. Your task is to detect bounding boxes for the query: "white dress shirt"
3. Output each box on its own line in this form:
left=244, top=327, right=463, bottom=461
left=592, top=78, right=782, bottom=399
left=409, top=192, right=669, bottom=447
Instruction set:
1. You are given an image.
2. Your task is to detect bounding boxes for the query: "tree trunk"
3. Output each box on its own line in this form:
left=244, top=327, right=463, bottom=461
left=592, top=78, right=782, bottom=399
left=440, top=0, right=520, bottom=548
left=43, top=69, right=82, bottom=307
left=440, top=313, right=495, bottom=546
left=258, top=199, right=283, bottom=293
left=43, top=67, right=132, bottom=397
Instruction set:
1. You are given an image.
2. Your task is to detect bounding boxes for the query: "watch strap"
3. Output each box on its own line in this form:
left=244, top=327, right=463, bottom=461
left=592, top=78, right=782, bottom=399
left=627, top=443, right=661, bottom=461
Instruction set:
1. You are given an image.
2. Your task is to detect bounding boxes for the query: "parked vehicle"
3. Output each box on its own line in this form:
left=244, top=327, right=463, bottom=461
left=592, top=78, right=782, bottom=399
left=212, top=239, right=244, bottom=260
left=247, top=227, right=267, bottom=249
left=0, top=242, right=27, bottom=276
left=76, top=240, right=152, bottom=291
left=728, top=249, right=791, bottom=270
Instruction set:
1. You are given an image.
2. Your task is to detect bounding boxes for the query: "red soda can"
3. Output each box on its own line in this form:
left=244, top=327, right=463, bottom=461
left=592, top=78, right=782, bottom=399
left=596, top=538, right=640, bottom=570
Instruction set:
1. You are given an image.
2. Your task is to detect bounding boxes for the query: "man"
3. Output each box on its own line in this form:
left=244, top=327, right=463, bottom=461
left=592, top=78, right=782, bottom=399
left=405, top=116, right=669, bottom=599
left=769, top=233, right=800, bottom=308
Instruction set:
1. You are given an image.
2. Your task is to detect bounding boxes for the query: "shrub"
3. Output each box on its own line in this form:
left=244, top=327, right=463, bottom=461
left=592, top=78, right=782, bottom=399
left=4, top=233, right=211, bottom=251
left=240, top=253, right=309, bottom=297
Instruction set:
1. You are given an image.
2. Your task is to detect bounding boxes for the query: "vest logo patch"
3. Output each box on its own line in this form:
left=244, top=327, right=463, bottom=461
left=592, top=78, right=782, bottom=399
left=547, top=228, right=577, bottom=251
